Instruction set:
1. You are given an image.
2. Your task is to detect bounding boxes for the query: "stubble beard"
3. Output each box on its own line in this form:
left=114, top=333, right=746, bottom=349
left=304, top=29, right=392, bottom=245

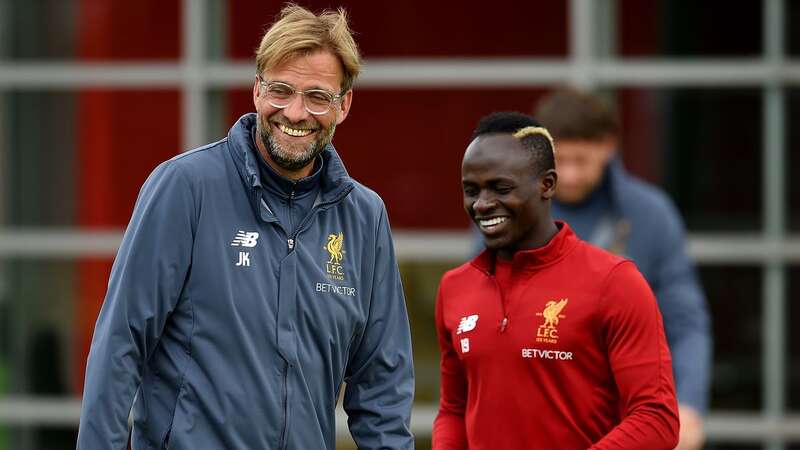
left=258, top=117, right=336, bottom=171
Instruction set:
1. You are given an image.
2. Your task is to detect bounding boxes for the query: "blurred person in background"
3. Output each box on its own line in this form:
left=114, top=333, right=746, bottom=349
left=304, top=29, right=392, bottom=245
left=434, top=112, right=679, bottom=449
left=76, top=5, right=414, bottom=450
left=536, top=87, right=711, bottom=450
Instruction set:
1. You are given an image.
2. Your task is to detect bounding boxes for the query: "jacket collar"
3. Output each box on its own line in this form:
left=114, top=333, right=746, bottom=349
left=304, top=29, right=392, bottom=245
left=471, top=221, right=579, bottom=274
left=256, top=143, right=324, bottom=199
left=604, top=157, right=631, bottom=211
left=228, top=113, right=354, bottom=204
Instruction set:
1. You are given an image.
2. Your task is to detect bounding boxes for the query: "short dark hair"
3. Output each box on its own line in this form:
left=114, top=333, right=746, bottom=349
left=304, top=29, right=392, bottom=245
left=471, top=111, right=555, bottom=175
left=534, top=87, right=619, bottom=140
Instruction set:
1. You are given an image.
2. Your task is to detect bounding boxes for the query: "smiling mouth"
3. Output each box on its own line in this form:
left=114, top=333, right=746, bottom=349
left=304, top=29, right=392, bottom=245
left=276, top=123, right=316, bottom=137
left=477, top=216, right=508, bottom=232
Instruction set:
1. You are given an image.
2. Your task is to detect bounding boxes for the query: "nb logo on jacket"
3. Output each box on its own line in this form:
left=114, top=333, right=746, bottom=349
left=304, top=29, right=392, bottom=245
left=231, top=230, right=259, bottom=268
left=456, top=315, right=479, bottom=334
left=231, top=230, right=260, bottom=247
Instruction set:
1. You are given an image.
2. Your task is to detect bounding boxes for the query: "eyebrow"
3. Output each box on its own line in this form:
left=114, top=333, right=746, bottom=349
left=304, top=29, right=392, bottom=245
left=462, top=177, right=516, bottom=185
left=269, top=79, right=339, bottom=93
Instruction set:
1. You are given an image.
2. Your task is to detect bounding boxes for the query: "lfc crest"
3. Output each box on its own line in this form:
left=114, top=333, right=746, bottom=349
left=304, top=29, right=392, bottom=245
left=324, top=232, right=345, bottom=281
left=535, top=298, right=568, bottom=344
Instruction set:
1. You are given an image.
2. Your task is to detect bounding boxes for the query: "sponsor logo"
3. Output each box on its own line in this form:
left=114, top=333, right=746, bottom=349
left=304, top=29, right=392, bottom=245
left=535, top=298, right=568, bottom=344
left=460, top=338, right=470, bottom=353
left=315, top=282, right=356, bottom=297
left=316, top=232, right=356, bottom=297
left=521, top=348, right=573, bottom=360
left=324, top=232, right=346, bottom=281
left=231, top=230, right=259, bottom=248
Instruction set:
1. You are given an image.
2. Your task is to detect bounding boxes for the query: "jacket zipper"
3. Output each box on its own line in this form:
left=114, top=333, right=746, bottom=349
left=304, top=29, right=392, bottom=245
left=287, top=188, right=296, bottom=242
left=262, top=184, right=353, bottom=448
left=287, top=189, right=296, bottom=250
left=284, top=186, right=354, bottom=252
left=493, top=276, right=509, bottom=333
left=257, top=186, right=353, bottom=251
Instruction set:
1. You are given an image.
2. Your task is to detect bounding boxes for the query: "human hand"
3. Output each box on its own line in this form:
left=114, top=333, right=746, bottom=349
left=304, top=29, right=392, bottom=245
left=675, top=403, right=705, bottom=450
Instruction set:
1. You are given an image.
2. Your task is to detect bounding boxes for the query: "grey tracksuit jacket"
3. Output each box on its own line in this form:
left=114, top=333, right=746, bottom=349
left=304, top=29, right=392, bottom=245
left=77, top=113, right=415, bottom=450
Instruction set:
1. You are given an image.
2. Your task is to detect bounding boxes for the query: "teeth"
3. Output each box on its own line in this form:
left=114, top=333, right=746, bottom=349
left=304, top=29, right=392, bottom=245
left=278, top=124, right=314, bottom=137
left=479, top=217, right=507, bottom=227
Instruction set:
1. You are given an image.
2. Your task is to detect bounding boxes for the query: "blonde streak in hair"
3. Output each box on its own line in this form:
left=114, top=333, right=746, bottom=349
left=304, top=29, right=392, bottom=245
left=513, top=126, right=556, bottom=154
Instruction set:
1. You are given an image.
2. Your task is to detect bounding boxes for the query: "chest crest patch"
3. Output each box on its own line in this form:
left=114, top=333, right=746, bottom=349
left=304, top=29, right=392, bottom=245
left=535, top=298, right=568, bottom=344
left=324, top=232, right=346, bottom=281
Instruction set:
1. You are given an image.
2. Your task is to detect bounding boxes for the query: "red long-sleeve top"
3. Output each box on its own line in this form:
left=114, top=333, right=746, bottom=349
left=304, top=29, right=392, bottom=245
left=433, top=223, right=679, bottom=450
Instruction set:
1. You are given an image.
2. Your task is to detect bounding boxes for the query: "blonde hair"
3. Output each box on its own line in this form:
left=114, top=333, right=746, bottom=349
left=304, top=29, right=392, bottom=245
left=255, top=4, right=362, bottom=93
left=513, top=126, right=556, bottom=154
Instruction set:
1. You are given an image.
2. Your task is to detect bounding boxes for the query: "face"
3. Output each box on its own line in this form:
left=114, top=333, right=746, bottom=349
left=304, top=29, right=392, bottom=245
left=253, top=50, right=353, bottom=179
left=462, top=134, right=556, bottom=260
left=553, top=137, right=615, bottom=204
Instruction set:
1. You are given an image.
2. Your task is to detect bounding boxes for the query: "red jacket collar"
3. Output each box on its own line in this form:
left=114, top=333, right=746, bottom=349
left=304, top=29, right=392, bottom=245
left=471, top=221, right=579, bottom=274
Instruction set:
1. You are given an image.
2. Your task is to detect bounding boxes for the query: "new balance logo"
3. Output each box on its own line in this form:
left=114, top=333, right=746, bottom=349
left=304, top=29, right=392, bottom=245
left=231, top=231, right=259, bottom=247
left=456, top=315, right=479, bottom=334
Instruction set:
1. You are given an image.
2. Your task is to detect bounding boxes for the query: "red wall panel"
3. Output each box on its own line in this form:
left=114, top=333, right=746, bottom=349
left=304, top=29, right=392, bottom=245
left=75, top=0, right=182, bottom=393
left=77, top=0, right=181, bottom=60
left=227, top=0, right=567, bottom=59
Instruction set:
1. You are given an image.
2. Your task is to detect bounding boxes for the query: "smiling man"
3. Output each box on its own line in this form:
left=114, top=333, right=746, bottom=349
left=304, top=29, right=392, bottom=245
left=77, top=5, right=414, bottom=450
left=432, top=112, right=679, bottom=450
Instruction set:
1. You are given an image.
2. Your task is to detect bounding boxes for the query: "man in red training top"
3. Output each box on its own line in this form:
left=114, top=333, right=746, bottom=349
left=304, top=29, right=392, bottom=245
left=432, top=111, right=679, bottom=450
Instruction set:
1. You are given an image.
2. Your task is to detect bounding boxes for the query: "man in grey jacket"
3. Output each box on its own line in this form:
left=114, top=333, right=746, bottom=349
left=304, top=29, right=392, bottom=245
left=77, top=5, right=414, bottom=450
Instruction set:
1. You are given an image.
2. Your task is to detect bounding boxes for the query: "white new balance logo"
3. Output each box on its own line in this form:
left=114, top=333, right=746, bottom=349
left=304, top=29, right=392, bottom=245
left=456, top=315, right=479, bottom=334
left=231, top=231, right=259, bottom=247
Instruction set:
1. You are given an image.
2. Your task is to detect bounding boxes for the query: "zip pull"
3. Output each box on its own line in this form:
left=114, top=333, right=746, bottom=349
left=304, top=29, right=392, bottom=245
left=287, top=238, right=295, bottom=249
left=500, top=317, right=509, bottom=332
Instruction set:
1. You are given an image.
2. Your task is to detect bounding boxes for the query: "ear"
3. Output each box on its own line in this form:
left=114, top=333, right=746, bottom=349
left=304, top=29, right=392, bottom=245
left=335, top=89, right=354, bottom=125
left=540, top=169, right=558, bottom=200
left=252, top=75, right=261, bottom=107
left=598, top=135, right=617, bottom=163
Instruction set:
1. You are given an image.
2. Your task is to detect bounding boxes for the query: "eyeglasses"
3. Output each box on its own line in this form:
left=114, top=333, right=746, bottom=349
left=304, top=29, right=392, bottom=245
left=257, top=75, right=344, bottom=115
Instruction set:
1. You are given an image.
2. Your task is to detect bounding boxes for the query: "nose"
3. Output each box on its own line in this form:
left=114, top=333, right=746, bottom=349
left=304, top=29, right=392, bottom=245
left=472, top=191, right=496, bottom=215
left=281, top=93, right=311, bottom=123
